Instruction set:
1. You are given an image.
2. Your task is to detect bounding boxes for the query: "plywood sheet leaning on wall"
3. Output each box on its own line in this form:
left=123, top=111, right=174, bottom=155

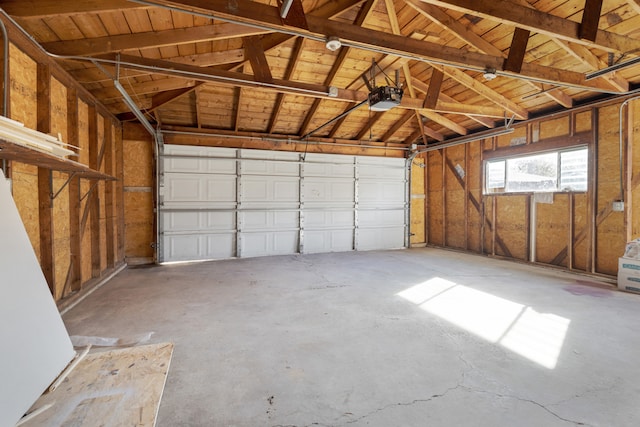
left=596, top=104, right=626, bottom=274
left=427, top=150, right=444, bottom=246
left=444, top=145, right=466, bottom=249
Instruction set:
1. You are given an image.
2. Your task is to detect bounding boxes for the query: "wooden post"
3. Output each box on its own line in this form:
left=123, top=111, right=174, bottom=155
left=104, top=121, right=115, bottom=268
left=36, top=63, right=54, bottom=292
left=67, top=88, right=82, bottom=292
left=88, top=105, right=101, bottom=278
left=115, top=124, right=125, bottom=262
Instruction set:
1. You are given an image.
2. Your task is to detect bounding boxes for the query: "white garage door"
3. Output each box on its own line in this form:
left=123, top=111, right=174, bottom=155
left=159, top=145, right=407, bottom=262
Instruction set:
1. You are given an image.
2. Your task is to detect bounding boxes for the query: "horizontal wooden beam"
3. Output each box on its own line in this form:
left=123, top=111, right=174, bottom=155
left=1, top=0, right=148, bottom=17
left=42, top=23, right=268, bottom=56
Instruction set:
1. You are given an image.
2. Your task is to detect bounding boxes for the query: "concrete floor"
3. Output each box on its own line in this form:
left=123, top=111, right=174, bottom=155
left=63, top=248, right=640, bottom=427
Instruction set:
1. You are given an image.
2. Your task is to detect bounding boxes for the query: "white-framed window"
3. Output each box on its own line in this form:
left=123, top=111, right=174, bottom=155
left=484, top=147, right=588, bottom=194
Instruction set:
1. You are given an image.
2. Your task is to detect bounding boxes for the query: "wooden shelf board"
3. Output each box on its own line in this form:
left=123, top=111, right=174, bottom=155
left=0, top=139, right=115, bottom=180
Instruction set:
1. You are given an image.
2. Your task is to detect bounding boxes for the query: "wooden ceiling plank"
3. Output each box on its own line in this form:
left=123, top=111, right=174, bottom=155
left=1, top=0, right=148, bottom=17
left=438, top=65, right=529, bottom=119
left=553, top=39, right=629, bottom=91
left=117, top=84, right=204, bottom=121
left=416, top=0, right=640, bottom=53
left=420, top=110, right=468, bottom=135
left=268, top=37, right=305, bottom=133
left=327, top=103, right=355, bottom=138
left=408, top=4, right=574, bottom=110
left=355, top=111, right=385, bottom=140
left=298, top=100, right=323, bottom=136
left=579, top=0, right=604, bottom=42
left=524, top=82, right=574, bottom=108
left=244, top=36, right=273, bottom=83
left=404, top=127, right=424, bottom=144
left=42, top=23, right=268, bottom=56
left=404, top=0, right=504, bottom=57
left=420, top=125, right=445, bottom=142
left=503, top=28, right=531, bottom=73
left=297, top=0, right=377, bottom=137
left=381, top=110, right=414, bottom=141
left=627, top=0, right=640, bottom=14
left=385, top=0, right=431, bottom=142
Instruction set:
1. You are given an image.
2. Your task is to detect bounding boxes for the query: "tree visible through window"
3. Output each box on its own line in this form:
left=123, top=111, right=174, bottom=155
left=485, top=147, right=588, bottom=194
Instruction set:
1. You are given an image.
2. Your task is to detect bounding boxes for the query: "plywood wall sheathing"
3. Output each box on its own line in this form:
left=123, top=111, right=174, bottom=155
left=572, top=194, right=589, bottom=271
left=596, top=104, right=626, bottom=275
left=444, top=146, right=466, bottom=249
left=467, top=142, right=482, bottom=253
left=410, top=156, right=425, bottom=245
left=539, top=116, right=570, bottom=140
left=123, top=124, right=155, bottom=261
left=575, top=111, right=592, bottom=134
left=9, top=44, right=40, bottom=259
left=535, top=194, right=569, bottom=267
left=495, top=195, right=528, bottom=260
left=427, top=150, right=444, bottom=246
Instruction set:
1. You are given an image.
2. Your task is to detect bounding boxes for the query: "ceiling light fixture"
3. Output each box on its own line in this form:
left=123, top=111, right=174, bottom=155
left=483, top=67, right=497, bottom=81
left=325, top=36, right=342, bottom=52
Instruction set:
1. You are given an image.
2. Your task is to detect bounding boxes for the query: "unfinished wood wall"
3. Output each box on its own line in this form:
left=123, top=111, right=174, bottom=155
left=122, top=123, right=155, bottom=264
left=425, top=101, right=640, bottom=277
left=3, top=36, right=124, bottom=302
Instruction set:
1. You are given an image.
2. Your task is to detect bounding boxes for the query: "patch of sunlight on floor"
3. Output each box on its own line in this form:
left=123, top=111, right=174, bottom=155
left=397, top=278, right=570, bottom=369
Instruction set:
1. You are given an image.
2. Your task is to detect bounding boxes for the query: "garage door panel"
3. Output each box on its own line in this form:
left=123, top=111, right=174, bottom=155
left=358, top=159, right=405, bottom=180
left=358, top=227, right=405, bottom=250
left=241, top=176, right=299, bottom=204
left=162, top=211, right=236, bottom=232
left=165, top=174, right=236, bottom=205
left=359, top=209, right=405, bottom=226
left=163, top=233, right=236, bottom=261
left=240, top=231, right=299, bottom=257
left=240, top=211, right=299, bottom=230
left=305, top=210, right=354, bottom=228
left=304, top=230, right=354, bottom=254
left=164, top=146, right=237, bottom=174
left=303, top=179, right=354, bottom=203
left=359, top=181, right=405, bottom=204
left=240, top=151, right=299, bottom=176
left=303, top=154, right=355, bottom=178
